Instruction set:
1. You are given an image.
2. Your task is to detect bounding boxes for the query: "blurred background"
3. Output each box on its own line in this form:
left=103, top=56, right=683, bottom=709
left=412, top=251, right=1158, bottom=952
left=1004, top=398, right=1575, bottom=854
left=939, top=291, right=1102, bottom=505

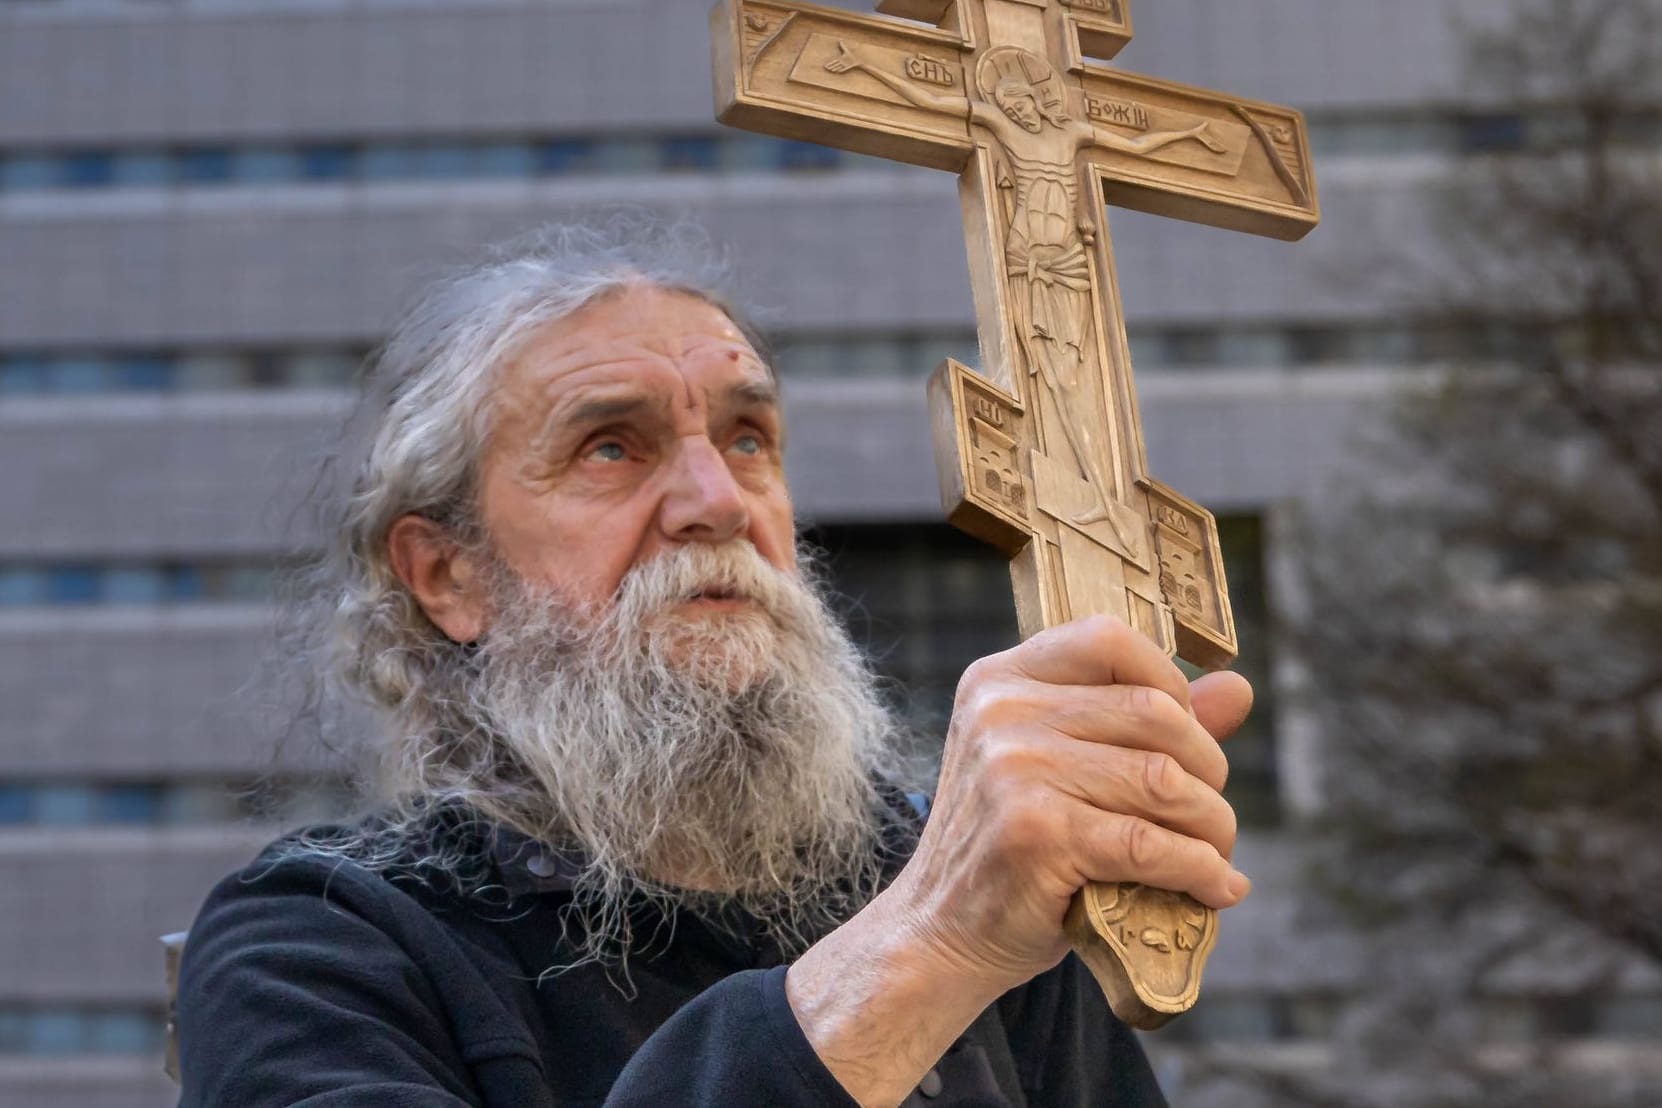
left=1, top=0, right=1658, bottom=1105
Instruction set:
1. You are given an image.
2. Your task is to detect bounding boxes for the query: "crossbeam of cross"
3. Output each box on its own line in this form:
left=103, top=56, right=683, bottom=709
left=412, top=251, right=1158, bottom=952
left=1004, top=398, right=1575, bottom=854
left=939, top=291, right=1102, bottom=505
left=713, top=0, right=1318, bottom=1028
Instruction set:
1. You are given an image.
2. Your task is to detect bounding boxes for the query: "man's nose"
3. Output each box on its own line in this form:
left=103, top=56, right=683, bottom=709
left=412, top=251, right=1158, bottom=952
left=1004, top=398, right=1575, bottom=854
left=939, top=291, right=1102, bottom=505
left=659, top=436, right=749, bottom=543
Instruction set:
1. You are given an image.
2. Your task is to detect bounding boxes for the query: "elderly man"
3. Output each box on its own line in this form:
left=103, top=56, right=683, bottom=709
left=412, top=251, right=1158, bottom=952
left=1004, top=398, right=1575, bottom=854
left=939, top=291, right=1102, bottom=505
left=175, top=225, right=1252, bottom=1107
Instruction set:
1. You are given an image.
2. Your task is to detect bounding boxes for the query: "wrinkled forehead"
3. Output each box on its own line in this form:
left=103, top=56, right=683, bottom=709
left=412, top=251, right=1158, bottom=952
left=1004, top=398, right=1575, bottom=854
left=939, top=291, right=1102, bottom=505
left=520, top=286, right=769, bottom=382
left=487, top=286, right=778, bottom=442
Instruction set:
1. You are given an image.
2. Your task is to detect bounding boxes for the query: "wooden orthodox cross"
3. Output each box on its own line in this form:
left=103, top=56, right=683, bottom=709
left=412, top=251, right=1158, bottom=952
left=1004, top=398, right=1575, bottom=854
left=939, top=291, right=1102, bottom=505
left=712, top=0, right=1318, bottom=1028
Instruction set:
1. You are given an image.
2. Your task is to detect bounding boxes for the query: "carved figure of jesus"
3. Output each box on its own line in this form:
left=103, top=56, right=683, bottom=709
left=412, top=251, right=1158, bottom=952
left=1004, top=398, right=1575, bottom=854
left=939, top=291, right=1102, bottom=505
left=827, top=41, right=1222, bottom=539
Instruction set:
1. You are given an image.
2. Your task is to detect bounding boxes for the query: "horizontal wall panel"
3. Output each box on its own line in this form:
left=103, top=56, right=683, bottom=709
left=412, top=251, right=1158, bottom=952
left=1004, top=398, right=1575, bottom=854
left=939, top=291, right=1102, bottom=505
left=0, top=173, right=1421, bottom=348
left=0, top=0, right=1476, bottom=149
left=0, top=827, right=278, bottom=1003
left=0, top=392, right=352, bottom=560
left=0, top=607, right=361, bottom=777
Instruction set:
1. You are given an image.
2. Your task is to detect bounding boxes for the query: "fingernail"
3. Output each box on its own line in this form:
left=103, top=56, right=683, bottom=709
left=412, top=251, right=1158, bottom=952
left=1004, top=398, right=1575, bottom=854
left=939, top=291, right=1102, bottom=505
left=1226, top=870, right=1251, bottom=900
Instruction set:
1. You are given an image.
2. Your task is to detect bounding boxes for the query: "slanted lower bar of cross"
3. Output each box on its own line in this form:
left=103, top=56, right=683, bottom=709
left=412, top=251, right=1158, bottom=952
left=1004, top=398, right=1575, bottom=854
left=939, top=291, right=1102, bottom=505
left=712, top=0, right=1318, bottom=1029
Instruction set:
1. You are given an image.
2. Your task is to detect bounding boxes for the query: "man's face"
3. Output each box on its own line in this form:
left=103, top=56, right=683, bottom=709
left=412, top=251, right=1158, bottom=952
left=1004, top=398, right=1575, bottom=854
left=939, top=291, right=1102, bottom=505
left=997, top=87, right=1043, bottom=133
left=475, top=286, right=795, bottom=629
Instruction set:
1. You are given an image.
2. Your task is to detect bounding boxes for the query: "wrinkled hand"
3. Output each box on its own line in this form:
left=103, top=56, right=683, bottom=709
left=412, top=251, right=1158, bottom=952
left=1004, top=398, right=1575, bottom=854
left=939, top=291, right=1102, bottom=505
left=824, top=41, right=864, bottom=74
left=889, top=614, right=1253, bottom=991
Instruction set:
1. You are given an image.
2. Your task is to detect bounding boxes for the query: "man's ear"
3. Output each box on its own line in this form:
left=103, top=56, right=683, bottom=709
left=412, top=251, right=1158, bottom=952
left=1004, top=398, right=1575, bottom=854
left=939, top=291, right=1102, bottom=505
left=386, top=514, right=488, bottom=644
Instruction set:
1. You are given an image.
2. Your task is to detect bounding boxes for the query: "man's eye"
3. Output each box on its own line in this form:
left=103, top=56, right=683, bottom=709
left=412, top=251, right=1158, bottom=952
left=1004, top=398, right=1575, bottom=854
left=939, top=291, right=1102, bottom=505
left=588, top=441, right=627, bottom=462
left=730, top=434, right=762, bottom=456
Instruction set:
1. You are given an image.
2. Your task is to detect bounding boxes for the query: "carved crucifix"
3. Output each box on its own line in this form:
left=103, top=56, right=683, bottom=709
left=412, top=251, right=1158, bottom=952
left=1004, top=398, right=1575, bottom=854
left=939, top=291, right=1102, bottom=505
left=713, top=0, right=1318, bottom=1028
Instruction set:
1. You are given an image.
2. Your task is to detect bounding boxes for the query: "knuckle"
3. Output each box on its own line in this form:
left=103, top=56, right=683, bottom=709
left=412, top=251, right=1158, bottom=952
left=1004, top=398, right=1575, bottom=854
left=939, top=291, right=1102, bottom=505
left=1125, top=684, right=1185, bottom=731
left=979, top=733, right=1045, bottom=782
left=1120, top=818, right=1168, bottom=873
left=955, top=655, right=1013, bottom=714
left=956, top=676, right=1039, bottom=737
left=1085, top=612, right=1131, bottom=651
left=1140, top=751, right=1189, bottom=808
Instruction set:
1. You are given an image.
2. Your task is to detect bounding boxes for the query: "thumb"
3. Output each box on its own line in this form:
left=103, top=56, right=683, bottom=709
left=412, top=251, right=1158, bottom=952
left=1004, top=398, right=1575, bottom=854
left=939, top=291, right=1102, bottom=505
left=1190, top=670, right=1253, bottom=742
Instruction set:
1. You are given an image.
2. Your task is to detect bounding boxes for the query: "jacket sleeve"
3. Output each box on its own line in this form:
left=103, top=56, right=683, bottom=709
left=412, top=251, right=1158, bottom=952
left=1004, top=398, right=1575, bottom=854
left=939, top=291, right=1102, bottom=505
left=605, top=966, right=858, bottom=1107
left=174, top=856, right=500, bottom=1108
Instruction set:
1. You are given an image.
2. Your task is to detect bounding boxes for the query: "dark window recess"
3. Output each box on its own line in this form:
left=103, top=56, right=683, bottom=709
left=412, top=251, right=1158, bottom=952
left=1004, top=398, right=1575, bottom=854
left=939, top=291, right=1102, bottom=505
left=61, top=151, right=115, bottom=188
left=298, top=145, right=358, bottom=181
left=115, top=355, right=172, bottom=391
left=536, top=139, right=598, bottom=175
left=661, top=136, right=719, bottom=171
left=46, top=566, right=102, bottom=605
left=179, top=148, right=234, bottom=183
left=1459, top=113, right=1527, bottom=152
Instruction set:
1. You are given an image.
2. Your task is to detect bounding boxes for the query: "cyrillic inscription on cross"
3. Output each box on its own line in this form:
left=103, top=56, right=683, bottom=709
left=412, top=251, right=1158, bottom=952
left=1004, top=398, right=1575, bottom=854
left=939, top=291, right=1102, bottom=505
left=712, top=0, right=1318, bottom=1028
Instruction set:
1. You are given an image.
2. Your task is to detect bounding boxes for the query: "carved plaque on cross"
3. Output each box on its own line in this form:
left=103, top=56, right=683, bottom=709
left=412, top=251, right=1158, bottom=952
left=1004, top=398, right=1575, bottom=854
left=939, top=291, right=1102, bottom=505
left=713, top=0, right=1318, bottom=1028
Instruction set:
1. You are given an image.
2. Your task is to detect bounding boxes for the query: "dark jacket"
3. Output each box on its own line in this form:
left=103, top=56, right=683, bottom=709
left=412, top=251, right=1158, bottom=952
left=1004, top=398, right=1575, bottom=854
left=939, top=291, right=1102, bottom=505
left=175, top=794, right=1167, bottom=1107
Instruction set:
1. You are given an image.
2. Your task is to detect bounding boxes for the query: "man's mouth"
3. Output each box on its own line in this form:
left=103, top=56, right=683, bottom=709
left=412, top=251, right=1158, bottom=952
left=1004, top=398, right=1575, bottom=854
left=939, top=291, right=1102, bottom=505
left=687, top=585, right=749, bottom=604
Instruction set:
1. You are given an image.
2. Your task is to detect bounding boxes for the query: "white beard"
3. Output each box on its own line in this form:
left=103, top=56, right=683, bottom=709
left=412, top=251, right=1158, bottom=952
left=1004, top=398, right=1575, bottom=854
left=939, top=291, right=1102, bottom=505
left=467, top=540, right=906, bottom=961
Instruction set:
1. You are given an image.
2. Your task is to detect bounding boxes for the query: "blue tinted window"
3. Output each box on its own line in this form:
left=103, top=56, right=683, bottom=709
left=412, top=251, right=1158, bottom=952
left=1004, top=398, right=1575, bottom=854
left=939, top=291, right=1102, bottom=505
left=0, top=155, right=55, bottom=190
left=777, top=140, right=839, bottom=171
left=412, top=146, right=475, bottom=179
left=168, top=565, right=205, bottom=601
left=111, top=152, right=172, bottom=187
left=0, top=786, right=29, bottom=824
left=476, top=143, right=535, bottom=177
left=90, top=1012, right=159, bottom=1054
left=721, top=136, right=777, bottom=171
left=180, top=148, right=233, bottom=183
left=536, top=139, right=597, bottom=175
left=0, top=569, right=46, bottom=606
left=114, top=355, right=172, bottom=391
left=233, top=148, right=302, bottom=182
left=35, top=786, right=97, bottom=825
left=299, top=145, right=357, bottom=180
left=661, top=136, right=718, bottom=171
left=0, top=357, right=50, bottom=394
left=61, top=152, right=115, bottom=188
left=214, top=566, right=272, bottom=603
left=361, top=146, right=418, bottom=180
left=28, top=1011, right=82, bottom=1055
left=100, top=785, right=162, bottom=824
left=596, top=139, right=655, bottom=173
left=51, top=357, right=110, bottom=393
left=0, top=155, right=56, bottom=190
left=105, top=567, right=166, bottom=604
left=45, top=566, right=101, bottom=605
